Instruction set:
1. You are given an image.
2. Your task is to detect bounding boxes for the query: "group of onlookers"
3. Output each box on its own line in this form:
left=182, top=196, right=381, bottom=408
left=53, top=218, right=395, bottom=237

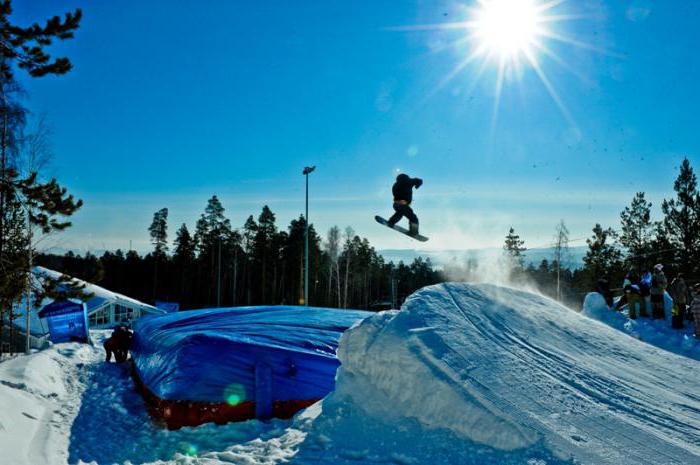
left=597, top=264, right=700, bottom=338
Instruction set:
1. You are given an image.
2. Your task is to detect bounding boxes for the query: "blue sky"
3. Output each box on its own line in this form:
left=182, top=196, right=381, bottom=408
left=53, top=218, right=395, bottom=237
left=15, top=0, right=700, bottom=254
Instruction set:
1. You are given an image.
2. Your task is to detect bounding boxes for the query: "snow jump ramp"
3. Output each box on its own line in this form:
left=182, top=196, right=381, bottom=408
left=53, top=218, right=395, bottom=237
left=311, top=283, right=699, bottom=465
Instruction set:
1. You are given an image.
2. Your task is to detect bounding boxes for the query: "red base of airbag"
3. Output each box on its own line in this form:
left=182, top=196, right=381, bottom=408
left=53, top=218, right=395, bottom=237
left=131, top=365, right=317, bottom=430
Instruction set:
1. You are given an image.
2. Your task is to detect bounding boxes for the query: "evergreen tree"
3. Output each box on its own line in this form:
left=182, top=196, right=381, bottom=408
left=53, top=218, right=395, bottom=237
left=173, top=223, right=195, bottom=263
left=148, top=208, right=169, bottom=257
left=148, top=207, right=168, bottom=299
left=282, top=215, right=321, bottom=305
left=0, top=1, right=82, bottom=79
left=503, top=227, right=527, bottom=268
left=195, top=196, right=232, bottom=257
left=661, top=158, right=700, bottom=276
left=241, top=215, right=258, bottom=305
left=173, top=223, right=195, bottom=306
left=582, top=224, right=622, bottom=288
left=193, top=196, right=235, bottom=306
left=619, top=192, right=654, bottom=271
left=553, top=220, right=570, bottom=301
left=649, top=222, right=675, bottom=276
left=253, top=206, right=277, bottom=302
left=0, top=0, right=83, bottom=353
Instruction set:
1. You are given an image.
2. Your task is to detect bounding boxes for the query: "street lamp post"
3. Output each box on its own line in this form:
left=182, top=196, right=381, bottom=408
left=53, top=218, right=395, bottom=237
left=302, top=166, right=316, bottom=306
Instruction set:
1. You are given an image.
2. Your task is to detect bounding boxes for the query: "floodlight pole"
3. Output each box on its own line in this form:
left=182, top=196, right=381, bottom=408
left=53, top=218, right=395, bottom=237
left=217, top=235, right=222, bottom=307
left=25, top=205, right=34, bottom=355
left=303, top=166, right=316, bottom=306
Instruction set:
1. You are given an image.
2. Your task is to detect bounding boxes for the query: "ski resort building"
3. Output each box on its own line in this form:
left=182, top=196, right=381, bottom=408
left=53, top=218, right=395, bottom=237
left=2, top=267, right=164, bottom=353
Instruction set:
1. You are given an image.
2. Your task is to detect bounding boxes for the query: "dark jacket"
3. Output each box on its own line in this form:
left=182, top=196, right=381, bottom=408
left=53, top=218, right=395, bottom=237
left=596, top=279, right=613, bottom=307
left=392, top=174, right=423, bottom=203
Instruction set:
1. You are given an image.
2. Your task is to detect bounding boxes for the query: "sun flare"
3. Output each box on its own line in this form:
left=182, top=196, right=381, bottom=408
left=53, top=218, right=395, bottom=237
left=472, top=0, right=542, bottom=61
left=386, top=0, right=599, bottom=125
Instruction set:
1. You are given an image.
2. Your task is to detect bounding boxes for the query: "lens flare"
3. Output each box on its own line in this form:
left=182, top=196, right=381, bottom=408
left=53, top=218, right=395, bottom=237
left=179, top=442, right=198, bottom=457
left=223, top=384, right=246, bottom=406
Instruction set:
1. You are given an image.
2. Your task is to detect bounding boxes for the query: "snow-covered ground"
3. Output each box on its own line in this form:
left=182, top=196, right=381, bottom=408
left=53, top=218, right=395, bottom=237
left=582, top=291, right=700, bottom=360
left=1, top=284, right=698, bottom=464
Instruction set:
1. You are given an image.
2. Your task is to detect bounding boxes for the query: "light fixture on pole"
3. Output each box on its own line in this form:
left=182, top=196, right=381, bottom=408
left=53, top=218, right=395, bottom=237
left=302, top=166, right=316, bottom=306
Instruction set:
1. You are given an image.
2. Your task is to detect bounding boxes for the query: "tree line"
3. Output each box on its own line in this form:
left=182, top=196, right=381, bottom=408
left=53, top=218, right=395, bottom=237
left=38, top=196, right=442, bottom=311
left=34, top=157, right=700, bottom=315
left=490, top=158, right=700, bottom=307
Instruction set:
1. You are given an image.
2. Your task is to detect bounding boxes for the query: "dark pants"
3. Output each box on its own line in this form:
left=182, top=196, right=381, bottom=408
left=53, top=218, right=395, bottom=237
left=104, top=339, right=129, bottom=363
left=388, top=202, right=418, bottom=226
left=651, top=294, right=665, bottom=319
left=672, top=303, right=686, bottom=329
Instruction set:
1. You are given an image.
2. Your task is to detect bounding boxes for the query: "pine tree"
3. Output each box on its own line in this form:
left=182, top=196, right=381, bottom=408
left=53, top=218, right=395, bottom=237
left=241, top=215, right=258, bottom=305
left=0, top=1, right=83, bottom=353
left=147, top=208, right=168, bottom=299
left=254, top=206, right=277, bottom=302
left=173, top=223, right=195, bottom=263
left=0, top=1, right=82, bottom=80
left=503, top=227, right=527, bottom=268
left=649, top=222, right=675, bottom=276
left=193, top=196, right=234, bottom=306
left=173, top=223, right=195, bottom=306
left=619, top=192, right=654, bottom=271
left=662, top=158, right=700, bottom=276
left=553, top=220, right=570, bottom=301
left=148, top=208, right=169, bottom=257
left=582, top=224, right=622, bottom=288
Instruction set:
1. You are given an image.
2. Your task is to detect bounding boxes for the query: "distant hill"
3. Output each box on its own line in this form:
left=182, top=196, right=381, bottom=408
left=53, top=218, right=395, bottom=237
left=378, top=246, right=587, bottom=270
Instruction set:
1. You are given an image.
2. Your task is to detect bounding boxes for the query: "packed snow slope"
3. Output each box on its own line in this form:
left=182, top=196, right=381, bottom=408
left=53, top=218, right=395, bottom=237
left=295, top=283, right=699, bottom=465
left=582, top=291, right=700, bottom=360
left=1, top=284, right=698, bottom=465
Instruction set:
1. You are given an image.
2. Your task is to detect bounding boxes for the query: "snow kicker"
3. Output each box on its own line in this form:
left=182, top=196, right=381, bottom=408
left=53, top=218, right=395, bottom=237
left=305, top=283, right=700, bottom=465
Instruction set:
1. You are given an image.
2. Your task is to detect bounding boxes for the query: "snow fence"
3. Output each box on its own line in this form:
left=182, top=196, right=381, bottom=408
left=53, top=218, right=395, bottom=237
left=298, top=283, right=700, bottom=465
left=131, top=306, right=371, bottom=429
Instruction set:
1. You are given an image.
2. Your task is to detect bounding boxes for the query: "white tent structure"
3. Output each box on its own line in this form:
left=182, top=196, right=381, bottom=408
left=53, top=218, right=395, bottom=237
left=2, top=266, right=165, bottom=352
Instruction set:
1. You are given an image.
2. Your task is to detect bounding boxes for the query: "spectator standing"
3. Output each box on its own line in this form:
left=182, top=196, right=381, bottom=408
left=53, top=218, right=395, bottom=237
left=650, top=264, right=667, bottom=320
left=691, top=284, right=700, bottom=339
left=616, top=284, right=643, bottom=320
left=596, top=278, right=614, bottom=308
left=639, top=269, right=652, bottom=317
left=669, top=273, right=688, bottom=329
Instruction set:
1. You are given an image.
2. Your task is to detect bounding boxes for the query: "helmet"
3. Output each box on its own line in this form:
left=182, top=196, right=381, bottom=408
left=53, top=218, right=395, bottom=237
left=654, top=263, right=663, bottom=271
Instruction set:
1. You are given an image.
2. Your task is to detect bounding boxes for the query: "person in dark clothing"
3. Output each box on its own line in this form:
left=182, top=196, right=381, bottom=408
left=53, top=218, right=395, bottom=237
left=638, top=269, right=652, bottom=317
left=669, top=273, right=688, bottom=328
left=596, top=278, right=614, bottom=307
left=650, top=264, right=667, bottom=320
left=103, top=326, right=133, bottom=363
left=387, top=173, right=423, bottom=235
left=615, top=284, right=643, bottom=319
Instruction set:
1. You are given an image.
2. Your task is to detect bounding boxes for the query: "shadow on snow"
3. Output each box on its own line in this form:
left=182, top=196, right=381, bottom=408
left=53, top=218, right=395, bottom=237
left=68, top=360, right=284, bottom=464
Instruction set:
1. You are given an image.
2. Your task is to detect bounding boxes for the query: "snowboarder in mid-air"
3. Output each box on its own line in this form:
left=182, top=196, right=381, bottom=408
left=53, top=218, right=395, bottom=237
left=375, top=173, right=427, bottom=241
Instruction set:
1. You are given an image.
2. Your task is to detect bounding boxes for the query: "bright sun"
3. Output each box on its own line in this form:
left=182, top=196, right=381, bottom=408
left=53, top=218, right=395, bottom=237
left=473, top=0, right=541, bottom=61
left=388, top=0, right=599, bottom=125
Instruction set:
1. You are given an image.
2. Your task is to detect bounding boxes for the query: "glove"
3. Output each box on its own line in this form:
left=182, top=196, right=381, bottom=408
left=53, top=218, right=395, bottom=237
left=414, top=178, right=423, bottom=189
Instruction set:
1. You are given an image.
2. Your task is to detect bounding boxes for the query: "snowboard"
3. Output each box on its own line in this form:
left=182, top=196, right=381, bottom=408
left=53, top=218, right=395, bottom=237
left=375, top=216, right=428, bottom=242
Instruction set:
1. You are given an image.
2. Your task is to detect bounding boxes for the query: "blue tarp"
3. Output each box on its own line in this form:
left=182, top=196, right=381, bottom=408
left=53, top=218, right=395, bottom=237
left=131, top=306, right=371, bottom=405
left=38, top=300, right=89, bottom=343
left=155, top=301, right=180, bottom=313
